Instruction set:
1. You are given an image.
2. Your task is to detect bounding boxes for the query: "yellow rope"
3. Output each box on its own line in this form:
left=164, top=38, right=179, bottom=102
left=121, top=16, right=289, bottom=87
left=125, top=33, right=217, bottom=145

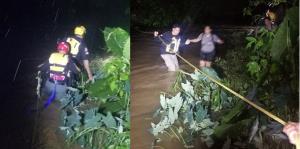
left=296, top=135, right=300, bottom=149
left=176, top=53, right=287, bottom=125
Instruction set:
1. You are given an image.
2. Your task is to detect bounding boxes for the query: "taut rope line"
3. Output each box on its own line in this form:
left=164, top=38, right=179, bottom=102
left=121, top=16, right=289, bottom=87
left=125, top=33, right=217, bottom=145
left=175, top=53, right=287, bottom=125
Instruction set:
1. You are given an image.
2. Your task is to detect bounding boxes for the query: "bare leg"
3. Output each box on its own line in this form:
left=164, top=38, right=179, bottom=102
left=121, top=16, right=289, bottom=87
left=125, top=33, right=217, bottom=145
left=206, top=61, right=212, bottom=67
left=161, top=54, right=175, bottom=71
left=171, top=55, right=179, bottom=71
left=199, top=60, right=205, bottom=68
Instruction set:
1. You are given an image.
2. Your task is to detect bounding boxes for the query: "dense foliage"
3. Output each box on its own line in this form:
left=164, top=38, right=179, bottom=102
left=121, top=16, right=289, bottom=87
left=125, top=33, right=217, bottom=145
left=151, top=68, right=236, bottom=147
left=244, top=6, right=299, bottom=122
left=58, top=27, right=130, bottom=149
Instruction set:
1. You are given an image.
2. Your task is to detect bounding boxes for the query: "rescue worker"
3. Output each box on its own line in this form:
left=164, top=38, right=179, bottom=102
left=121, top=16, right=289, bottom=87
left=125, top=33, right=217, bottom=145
left=154, top=24, right=188, bottom=71
left=39, top=41, right=80, bottom=99
left=65, top=26, right=94, bottom=83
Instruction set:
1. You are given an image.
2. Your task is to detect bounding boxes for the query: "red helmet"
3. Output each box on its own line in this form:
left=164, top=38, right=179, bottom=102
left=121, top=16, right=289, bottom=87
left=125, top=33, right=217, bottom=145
left=57, top=42, right=69, bottom=54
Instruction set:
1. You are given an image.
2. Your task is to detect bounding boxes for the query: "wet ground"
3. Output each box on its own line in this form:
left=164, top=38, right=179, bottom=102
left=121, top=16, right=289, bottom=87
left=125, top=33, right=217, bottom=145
left=130, top=26, right=251, bottom=149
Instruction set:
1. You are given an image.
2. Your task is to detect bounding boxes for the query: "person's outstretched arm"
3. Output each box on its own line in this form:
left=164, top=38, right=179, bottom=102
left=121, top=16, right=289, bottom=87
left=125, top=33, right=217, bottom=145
left=283, top=122, right=300, bottom=147
left=83, top=59, right=93, bottom=82
left=188, top=33, right=203, bottom=43
left=213, top=34, right=224, bottom=44
left=79, top=44, right=94, bottom=83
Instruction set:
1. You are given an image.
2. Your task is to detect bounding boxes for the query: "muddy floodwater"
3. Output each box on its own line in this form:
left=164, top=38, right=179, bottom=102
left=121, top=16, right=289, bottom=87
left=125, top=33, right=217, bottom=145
left=131, top=33, right=175, bottom=149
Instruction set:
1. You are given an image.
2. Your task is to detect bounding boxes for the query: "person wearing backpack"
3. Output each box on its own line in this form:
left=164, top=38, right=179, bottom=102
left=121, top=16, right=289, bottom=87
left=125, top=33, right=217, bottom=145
left=186, top=26, right=224, bottom=68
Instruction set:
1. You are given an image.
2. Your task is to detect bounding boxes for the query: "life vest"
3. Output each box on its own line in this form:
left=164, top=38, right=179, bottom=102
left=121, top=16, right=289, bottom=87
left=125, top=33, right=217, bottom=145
left=49, top=52, right=69, bottom=81
left=66, top=37, right=81, bottom=57
left=165, top=37, right=181, bottom=53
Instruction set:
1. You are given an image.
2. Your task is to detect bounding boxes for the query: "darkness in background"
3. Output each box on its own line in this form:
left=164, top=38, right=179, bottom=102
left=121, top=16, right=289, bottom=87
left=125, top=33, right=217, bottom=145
left=0, top=0, right=129, bottom=83
left=131, top=0, right=251, bottom=29
left=0, top=0, right=129, bottom=148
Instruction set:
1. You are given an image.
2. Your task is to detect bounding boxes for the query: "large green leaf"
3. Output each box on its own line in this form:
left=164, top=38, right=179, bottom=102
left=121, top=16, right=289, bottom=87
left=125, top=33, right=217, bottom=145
left=88, top=78, right=113, bottom=101
left=246, top=61, right=260, bottom=76
left=214, top=118, right=252, bottom=138
left=221, top=101, right=245, bottom=123
left=103, top=27, right=130, bottom=58
left=195, top=104, right=208, bottom=123
left=102, top=112, right=117, bottom=129
left=103, top=100, right=126, bottom=113
left=270, top=7, right=299, bottom=61
left=83, top=113, right=103, bottom=129
left=66, top=112, right=81, bottom=127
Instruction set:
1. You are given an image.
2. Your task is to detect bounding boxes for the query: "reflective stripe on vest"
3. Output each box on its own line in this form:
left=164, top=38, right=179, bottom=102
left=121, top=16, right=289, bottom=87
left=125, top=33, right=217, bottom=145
left=49, top=52, right=69, bottom=73
left=66, top=37, right=80, bottom=57
left=166, top=37, right=180, bottom=53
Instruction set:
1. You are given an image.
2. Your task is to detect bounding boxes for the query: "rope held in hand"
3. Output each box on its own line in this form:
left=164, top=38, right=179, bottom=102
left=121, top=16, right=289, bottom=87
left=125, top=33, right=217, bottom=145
left=175, top=53, right=287, bottom=125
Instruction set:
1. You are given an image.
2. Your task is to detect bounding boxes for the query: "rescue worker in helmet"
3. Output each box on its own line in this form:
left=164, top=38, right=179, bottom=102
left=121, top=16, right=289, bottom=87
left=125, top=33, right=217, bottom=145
left=65, top=26, right=94, bottom=83
left=39, top=41, right=80, bottom=99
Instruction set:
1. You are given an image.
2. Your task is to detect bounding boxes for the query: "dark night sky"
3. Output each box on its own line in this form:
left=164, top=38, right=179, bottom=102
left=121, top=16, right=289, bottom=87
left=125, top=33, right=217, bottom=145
left=194, top=0, right=250, bottom=24
left=1, top=0, right=129, bottom=28
left=131, top=0, right=252, bottom=27
left=0, top=1, right=129, bottom=148
left=0, top=0, right=129, bottom=84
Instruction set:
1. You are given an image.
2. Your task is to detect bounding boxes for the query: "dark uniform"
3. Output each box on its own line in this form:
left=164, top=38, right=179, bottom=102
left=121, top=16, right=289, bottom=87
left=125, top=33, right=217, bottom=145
left=64, top=36, right=90, bottom=82
left=155, top=31, right=185, bottom=54
left=65, top=36, right=90, bottom=62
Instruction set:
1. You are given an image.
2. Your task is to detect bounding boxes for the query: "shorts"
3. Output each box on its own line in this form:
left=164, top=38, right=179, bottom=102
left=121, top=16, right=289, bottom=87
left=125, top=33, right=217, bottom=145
left=200, top=51, right=215, bottom=61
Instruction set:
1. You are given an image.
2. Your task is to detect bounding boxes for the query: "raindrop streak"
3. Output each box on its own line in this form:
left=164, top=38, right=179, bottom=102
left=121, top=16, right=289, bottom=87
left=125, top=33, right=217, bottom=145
left=4, top=28, right=11, bottom=38
left=13, top=59, right=22, bottom=82
left=53, top=8, right=60, bottom=23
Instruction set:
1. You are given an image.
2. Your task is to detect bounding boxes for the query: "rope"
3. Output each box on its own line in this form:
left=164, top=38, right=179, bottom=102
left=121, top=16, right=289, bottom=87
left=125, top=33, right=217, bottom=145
left=175, top=53, right=287, bottom=125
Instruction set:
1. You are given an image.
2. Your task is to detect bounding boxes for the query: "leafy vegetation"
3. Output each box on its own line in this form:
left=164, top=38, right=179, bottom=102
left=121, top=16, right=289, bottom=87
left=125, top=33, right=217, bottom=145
left=243, top=0, right=287, bottom=22
left=151, top=68, right=236, bottom=147
left=245, top=6, right=298, bottom=88
left=58, top=27, right=130, bottom=149
left=244, top=6, right=299, bottom=122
